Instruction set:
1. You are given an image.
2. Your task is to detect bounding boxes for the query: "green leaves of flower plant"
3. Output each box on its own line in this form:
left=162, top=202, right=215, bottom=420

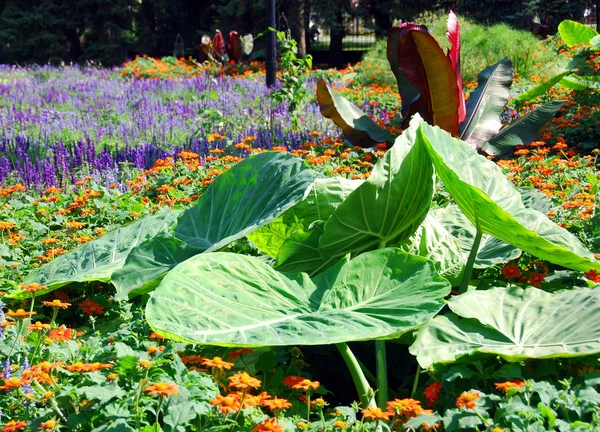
left=146, top=248, right=451, bottom=346
left=113, top=152, right=317, bottom=299
left=558, top=20, right=598, bottom=47
left=417, top=121, right=600, bottom=274
left=8, top=211, right=182, bottom=300
left=316, top=79, right=394, bottom=148
left=410, top=286, right=600, bottom=367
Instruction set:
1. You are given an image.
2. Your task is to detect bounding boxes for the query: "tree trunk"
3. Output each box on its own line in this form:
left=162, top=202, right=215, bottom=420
left=328, top=7, right=344, bottom=68
left=289, top=0, right=306, bottom=57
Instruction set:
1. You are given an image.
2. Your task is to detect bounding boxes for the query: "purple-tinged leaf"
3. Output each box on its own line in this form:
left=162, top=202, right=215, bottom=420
left=387, top=24, right=460, bottom=135
left=228, top=31, right=242, bottom=63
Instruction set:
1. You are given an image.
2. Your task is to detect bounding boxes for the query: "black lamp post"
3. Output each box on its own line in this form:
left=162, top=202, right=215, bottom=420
left=266, top=0, right=277, bottom=87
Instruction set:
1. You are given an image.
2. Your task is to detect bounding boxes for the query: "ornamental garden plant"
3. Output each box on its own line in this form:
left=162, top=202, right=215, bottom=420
left=0, top=12, right=599, bottom=432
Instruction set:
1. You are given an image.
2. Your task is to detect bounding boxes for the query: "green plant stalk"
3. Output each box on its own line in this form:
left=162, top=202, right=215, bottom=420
left=411, top=367, right=421, bottom=398
left=459, top=229, right=483, bottom=294
left=375, top=340, right=388, bottom=409
left=336, top=343, right=376, bottom=408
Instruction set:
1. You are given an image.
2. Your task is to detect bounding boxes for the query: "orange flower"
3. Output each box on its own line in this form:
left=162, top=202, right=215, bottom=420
left=5, top=309, right=35, bottom=320
left=361, top=406, right=393, bottom=420
left=143, top=382, right=179, bottom=397
left=456, top=391, right=481, bottom=409
left=42, top=299, right=71, bottom=309
left=0, top=377, right=31, bottom=391
left=79, top=298, right=104, bottom=316
left=252, top=418, right=286, bottom=431
left=0, top=221, right=15, bottom=230
left=139, top=359, right=153, bottom=369
left=502, top=264, right=521, bottom=279
left=228, top=348, right=254, bottom=360
left=263, top=396, right=292, bottom=411
left=180, top=354, right=205, bottom=365
left=66, top=362, right=113, bottom=373
left=39, top=419, right=58, bottom=430
left=201, top=356, right=234, bottom=370
left=585, top=269, right=600, bottom=283
left=292, top=379, right=320, bottom=392
left=48, top=327, right=74, bottom=342
left=282, top=375, right=305, bottom=388
left=495, top=380, right=526, bottom=393
left=210, top=394, right=241, bottom=413
left=528, top=272, right=546, bottom=287
left=228, top=371, right=262, bottom=390
left=21, top=283, right=47, bottom=293
left=2, top=420, right=27, bottom=432
left=423, top=381, right=442, bottom=407
left=27, top=321, right=51, bottom=332
left=387, top=398, right=425, bottom=417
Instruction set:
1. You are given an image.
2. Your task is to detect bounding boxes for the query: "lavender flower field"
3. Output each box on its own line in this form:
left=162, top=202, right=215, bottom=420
left=0, top=65, right=380, bottom=188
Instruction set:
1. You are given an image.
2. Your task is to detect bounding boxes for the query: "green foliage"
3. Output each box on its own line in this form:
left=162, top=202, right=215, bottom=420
left=412, top=286, right=600, bottom=367
left=269, top=29, right=313, bottom=129
left=146, top=248, right=451, bottom=346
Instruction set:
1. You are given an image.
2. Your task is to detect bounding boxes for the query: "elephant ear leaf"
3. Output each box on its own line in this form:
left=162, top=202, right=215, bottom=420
left=417, top=121, right=600, bottom=274
left=410, top=286, right=600, bottom=367
left=481, top=100, right=566, bottom=156
left=446, top=11, right=466, bottom=123
left=8, top=211, right=182, bottom=300
left=316, top=79, right=394, bottom=148
left=460, top=58, right=513, bottom=148
left=317, top=116, right=434, bottom=267
left=146, top=248, right=451, bottom=346
left=387, top=23, right=460, bottom=135
left=558, top=20, right=598, bottom=47
left=248, top=177, right=362, bottom=259
left=113, top=152, right=317, bottom=299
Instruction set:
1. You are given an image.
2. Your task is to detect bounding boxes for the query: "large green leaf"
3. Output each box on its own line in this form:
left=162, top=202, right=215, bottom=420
left=433, top=205, right=521, bottom=269
left=317, top=116, right=434, bottom=268
left=397, top=214, right=465, bottom=286
left=517, top=69, right=574, bottom=102
left=481, top=100, right=566, bottom=156
left=387, top=24, right=460, bottom=135
left=247, top=177, right=362, bottom=258
left=112, top=234, right=201, bottom=300
left=316, top=79, right=394, bottom=148
left=460, top=58, right=513, bottom=148
left=112, top=152, right=317, bottom=299
left=410, top=286, right=600, bottom=367
left=146, top=248, right=451, bottom=346
left=417, top=121, right=600, bottom=273
left=8, top=211, right=181, bottom=300
left=175, top=152, right=316, bottom=249
left=558, top=20, right=598, bottom=48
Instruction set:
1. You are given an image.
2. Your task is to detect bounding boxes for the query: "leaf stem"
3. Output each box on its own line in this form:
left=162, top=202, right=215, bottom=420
left=411, top=366, right=421, bottom=398
left=375, top=340, right=388, bottom=409
left=336, top=343, right=376, bottom=409
left=459, top=229, right=483, bottom=294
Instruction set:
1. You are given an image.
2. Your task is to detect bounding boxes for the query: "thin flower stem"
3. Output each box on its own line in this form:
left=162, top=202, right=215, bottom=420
left=231, top=387, right=247, bottom=430
left=336, top=343, right=376, bottom=409
left=459, top=228, right=483, bottom=294
left=306, top=391, right=311, bottom=421
left=375, top=340, right=388, bottom=409
left=155, top=396, right=164, bottom=429
left=411, top=367, right=421, bottom=398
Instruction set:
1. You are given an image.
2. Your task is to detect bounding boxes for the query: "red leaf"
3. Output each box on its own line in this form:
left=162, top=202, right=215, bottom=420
left=388, top=24, right=460, bottom=135
left=228, top=31, right=242, bottom=63
left=446, top=11, right=466, bottom=123
left=213, top=30, right=226, bottom=57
